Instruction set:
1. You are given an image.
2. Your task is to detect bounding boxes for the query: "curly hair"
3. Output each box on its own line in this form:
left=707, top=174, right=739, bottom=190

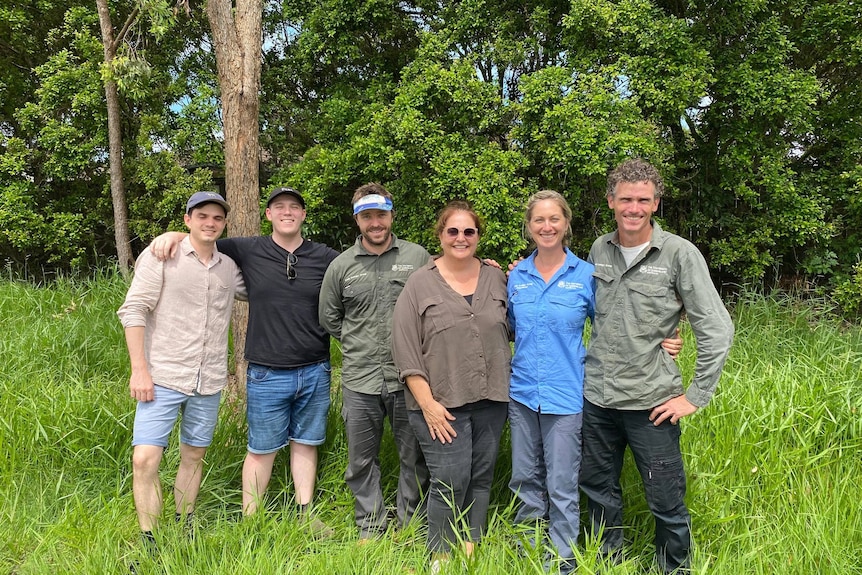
left=606, top=158, right=664, bottom=198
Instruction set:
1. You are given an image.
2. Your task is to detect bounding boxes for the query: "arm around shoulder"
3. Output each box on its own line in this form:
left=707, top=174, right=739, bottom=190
left=149, top=231, right=188, bottom=261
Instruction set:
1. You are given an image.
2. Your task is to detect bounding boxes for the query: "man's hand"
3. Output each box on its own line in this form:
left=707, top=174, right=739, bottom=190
left=482, top=258, right=502, bottom=270
left=661, top=327, right=683, bottom=360
left=149, top=231, right=186, bottom=261
left=506, top=256, right=525, bottom=277
left=649, top=395, right=697, bottom=426
left=129, top=369, right=155, bottom=402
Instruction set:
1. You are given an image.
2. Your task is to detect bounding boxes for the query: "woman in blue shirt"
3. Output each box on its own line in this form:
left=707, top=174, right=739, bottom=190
left=507, top=190, right=594, bottom=571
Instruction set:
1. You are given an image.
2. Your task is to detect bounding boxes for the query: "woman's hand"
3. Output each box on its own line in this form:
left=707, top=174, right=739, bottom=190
left=404, top=375, right=457, bottom=443
left=421, top=399, right=457, bottom=444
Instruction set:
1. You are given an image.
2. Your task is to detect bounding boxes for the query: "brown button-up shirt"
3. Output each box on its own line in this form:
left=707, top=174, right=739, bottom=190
left=392, top=257, right=511, bottom=411
left=117, top=237, right=246, bottom=396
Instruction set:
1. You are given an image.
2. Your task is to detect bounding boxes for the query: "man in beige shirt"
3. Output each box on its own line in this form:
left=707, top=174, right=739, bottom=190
left=117, top=192, right=245, bottom=554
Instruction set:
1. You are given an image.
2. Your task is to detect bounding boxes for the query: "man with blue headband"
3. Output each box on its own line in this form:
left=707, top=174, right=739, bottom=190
left=319, top=183, right=432, bottom=541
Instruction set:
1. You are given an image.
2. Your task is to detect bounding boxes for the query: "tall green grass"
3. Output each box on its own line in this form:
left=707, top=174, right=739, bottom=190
left=1, top=275, right=860, bottom=574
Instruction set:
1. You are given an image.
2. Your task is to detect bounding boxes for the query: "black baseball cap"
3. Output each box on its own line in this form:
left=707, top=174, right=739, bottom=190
left=267, top=187, right=305, bottom=208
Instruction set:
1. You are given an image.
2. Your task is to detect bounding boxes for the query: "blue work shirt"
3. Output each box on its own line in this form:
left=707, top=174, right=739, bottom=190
left=508, top=248, right=596, bottom=415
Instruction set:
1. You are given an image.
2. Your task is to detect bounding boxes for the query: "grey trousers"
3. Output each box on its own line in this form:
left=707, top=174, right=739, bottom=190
left=509, top=399, right=583, bottom=561
left=342, top=387, right=429, bottom=537
left=410, top=400, right=508, bottom=553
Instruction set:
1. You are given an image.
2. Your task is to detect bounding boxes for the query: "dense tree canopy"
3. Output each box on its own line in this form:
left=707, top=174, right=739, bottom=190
left=1, top=0, right=860, bottom=309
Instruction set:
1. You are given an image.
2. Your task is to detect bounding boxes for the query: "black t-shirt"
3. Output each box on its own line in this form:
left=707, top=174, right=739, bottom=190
left=218, top=236, right=339, bottom=368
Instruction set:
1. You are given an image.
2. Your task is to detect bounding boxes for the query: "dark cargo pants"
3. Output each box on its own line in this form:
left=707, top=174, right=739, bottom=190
left=580, top=399, right=691, bottom=573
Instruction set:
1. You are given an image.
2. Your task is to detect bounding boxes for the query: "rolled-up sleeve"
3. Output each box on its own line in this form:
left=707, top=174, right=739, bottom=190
left=117, top=251, right=164, bottom=328
left=234, top=267, right=248, bottom=301
left=392, top=280, right=429, bottom=383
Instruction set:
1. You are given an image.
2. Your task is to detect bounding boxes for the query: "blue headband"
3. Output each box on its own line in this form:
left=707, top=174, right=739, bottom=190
left=353, top=194, right=394, bottom=215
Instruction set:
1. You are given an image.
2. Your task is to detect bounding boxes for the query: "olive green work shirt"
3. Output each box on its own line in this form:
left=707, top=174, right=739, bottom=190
left=585, top=221, right=734, bottom=410
left=392, top=258, right=511, bottom=411
left=319, top=235, right=431, bottom=394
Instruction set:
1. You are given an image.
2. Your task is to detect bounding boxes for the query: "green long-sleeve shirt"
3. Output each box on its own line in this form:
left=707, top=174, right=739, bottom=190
left=318, top=235, right=431, bottom=394
left=585, top=221, right=734, bottom=410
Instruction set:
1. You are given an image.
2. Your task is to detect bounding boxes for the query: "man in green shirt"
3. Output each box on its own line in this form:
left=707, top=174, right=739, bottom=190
left=319, top=183, right=431, bottom=540
left=581, top=159, right=734, bottom=573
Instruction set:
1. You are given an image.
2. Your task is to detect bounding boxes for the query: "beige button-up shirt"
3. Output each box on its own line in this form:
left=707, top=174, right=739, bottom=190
left=117, top=237, right=246, bottom=396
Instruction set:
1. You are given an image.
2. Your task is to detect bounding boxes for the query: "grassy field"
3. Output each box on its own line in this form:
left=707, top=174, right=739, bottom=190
left=1, top=273, right=860, bottom=574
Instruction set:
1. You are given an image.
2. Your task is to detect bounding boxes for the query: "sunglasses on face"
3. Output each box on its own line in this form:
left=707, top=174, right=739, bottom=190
left=444, top=227, right=478, bottom=238
left=286, top=252, right=297, bottom=280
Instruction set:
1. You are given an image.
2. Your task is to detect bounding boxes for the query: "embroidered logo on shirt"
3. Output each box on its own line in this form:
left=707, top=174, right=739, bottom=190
left=639, top=265, right=668, bottom=276
left=391, top=264, right=415, bottom=272
left=557, top=281, right=584, bottom=290
left=345, top=272, right=368, bottom=283
left=513, top=282, right=534, bottom=291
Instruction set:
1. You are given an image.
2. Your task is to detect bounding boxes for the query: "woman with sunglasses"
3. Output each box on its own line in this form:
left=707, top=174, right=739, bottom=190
left=392, top=200, right=510, bottom=572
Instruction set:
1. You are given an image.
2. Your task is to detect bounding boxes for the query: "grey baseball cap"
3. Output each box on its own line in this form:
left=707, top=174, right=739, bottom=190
left=186, top=191, right=230, bottom=214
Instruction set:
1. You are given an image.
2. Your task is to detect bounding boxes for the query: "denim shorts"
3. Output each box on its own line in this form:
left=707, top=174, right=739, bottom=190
left=133, top=385, right=222, bottom=448
left=246, top=360, right=332, bottom=453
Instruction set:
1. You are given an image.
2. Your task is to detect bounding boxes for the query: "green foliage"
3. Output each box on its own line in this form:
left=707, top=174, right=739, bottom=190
left=0, top=1, right=225, bottom=269
left=101, top=55, right=154, bottom=100
left=665, top=1, right=851, bottom=283
left=0, top=23, right=107, bottom=269
left=2, top=0, right=861, bottom=306
left=514, top=65, right=670, bottom=253
left=280, top=33, right=529, bottom=261
left=834, top=261, right=862, bottom=318
left=139, top=0, right=175, bottom=38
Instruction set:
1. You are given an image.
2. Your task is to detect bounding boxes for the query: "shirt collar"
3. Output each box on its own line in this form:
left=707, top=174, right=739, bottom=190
left=181, top=235, right=221, bottom=265
left=522, top=247, right=582, bottom=275
left=609, top=219, right=667, bottom=251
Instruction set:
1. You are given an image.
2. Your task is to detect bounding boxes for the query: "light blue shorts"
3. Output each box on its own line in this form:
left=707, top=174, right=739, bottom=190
left=132, top=385, right=222, bottom=448
left=246, top=361, right=331, bottom=453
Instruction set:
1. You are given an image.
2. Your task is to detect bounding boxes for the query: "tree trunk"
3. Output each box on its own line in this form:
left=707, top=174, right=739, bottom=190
left=206, top=0, right=263, bottom=405
left=95, top=0, right=136, bottom=276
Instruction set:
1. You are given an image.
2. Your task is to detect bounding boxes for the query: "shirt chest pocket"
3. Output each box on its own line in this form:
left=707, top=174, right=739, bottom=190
left=547, top=293, right=588, bottom=334
left=388, top=277, right=407, bottom=305
left=419, top=295, right=455, bottom=334
left=626, top=280, right=669, bottom=325
left=592, top=272, right=614, bottom=317
left=509, top=290, right=538, bottom=331
left=344, top=281, right=375, bottom=307
left=209, top=281, right=231, bottom=312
